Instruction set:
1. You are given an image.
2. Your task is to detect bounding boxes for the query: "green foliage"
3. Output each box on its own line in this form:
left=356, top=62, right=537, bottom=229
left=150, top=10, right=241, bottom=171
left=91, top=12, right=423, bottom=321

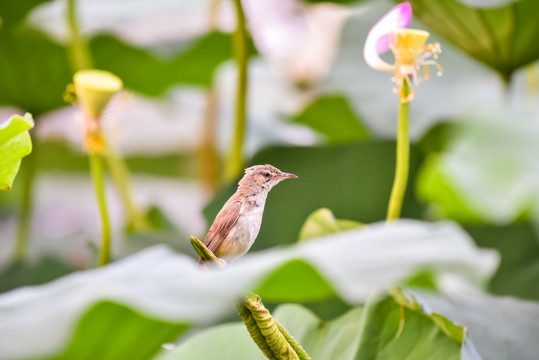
left=49, top=301, right=188, bottom=360
left=407, top=0, right=539, bottom=79
left=0, top=28, right=71, bottom=115
left=298, top=208, right=362, bottom=241
left=355, top=297, right=463, bottom=360
left=416, top=122, right=459, bottom=156
left=155, top=323, right=261, bottom=360
left=410, top=288, right=539, bottom=360
left=290, top=95, right=371, bottom=143
left=158, top=294, right=472, bottom=360
left=0, top=256, right=74, bottom=294
left=255, top=259, right=336, bottom=302
left=0, top=0, right=53, bottom=27
left=1, top=1, right=538, bottom=359
left=0, top=221, right=497, bottom=359
left=0, top=113, right=34, bottom=190
left=0, top=17, right=234, bottom=112
left=34, top=141, right=195, bottom=177
left=417, top=154, right=486, bottom=222
left=90, top=32, right=233, bottom=96
left=205, top=141, right=426, bottom=250
left=416, top=116, right=539, bottom=224
left=467, top=223, right=539, bottom=300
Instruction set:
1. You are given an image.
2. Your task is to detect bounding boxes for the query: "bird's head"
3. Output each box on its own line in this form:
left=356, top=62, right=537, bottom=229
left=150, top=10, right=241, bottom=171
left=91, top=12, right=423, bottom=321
left=240, top=164, right=297, bottom=191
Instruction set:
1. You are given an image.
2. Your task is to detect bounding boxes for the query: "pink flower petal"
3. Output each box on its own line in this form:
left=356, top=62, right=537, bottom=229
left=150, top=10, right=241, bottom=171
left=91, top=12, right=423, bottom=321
left=364, top=2, right=412, bottom=71
left=374, top=2, right=412, bottom=54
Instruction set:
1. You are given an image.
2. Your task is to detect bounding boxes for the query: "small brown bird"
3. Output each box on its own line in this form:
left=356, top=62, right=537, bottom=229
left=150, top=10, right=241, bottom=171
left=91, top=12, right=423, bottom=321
left=199, top=164, right=297, bottom=265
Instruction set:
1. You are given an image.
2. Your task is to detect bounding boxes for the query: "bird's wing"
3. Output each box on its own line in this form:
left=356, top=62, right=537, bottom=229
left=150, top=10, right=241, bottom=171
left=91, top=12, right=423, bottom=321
left=204, top=200, right=243, bottom=255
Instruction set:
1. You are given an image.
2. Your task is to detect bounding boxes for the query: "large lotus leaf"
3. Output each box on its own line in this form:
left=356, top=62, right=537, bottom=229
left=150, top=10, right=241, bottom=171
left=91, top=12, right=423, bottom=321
left=154, top=323, right=261, bottom=360
left=466, top=223, right=539, bottom=301
left=298, top=207, right=363, bottom=241
left=290, top=94, right=371, bottom=144
left=417, top=115, right=539, bottom=225
left=0, top=113, right=34, bottom=190
left=33, top=141, right=193, bottom=177
left=157, top=295, right=473, bottom=360
left=205, top=141, right=426, bottom=250
left=0, top=256, right=74, bottom=294
left=417, top=154, right=487, bottom=223
left=89, top=32, right=233, bottom=96
left=416, top=117, right=539, bottom=301
left=158, top=288, right=539, bottom=360
left=0, top=28, right=71, bottom=115
left=0, top=220, right=497, bottom=359
left=354, top=296, right=468, bottom=360
left=50, top=301, right=188, bottom=360
left=406, top=0, right=539, bottom=79
left=410, top=288, right=539, bottom=360
left=0, top=0, right=53, bottom=27
left=457, top=0, right=520, bottom=7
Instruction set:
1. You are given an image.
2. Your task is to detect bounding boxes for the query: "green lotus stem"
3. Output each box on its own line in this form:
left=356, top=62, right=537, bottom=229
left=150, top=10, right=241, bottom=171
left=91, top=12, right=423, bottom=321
left=68, top=1, right=147, bottom=232
left=241, top=293, right=301, bottom=360
left=386, top=80, right=410, bottom=221
left=274, top=319, right=311, bottom=360
left=224, top=0, right=249, bottom=182
left=104, top=141, right=149, bottom=232
left=188, top=238, right=310, bottom=360
left=395, top=304, right=406, bottom=338
left=89, top=152, right=111, bottom=266
left=236, top=303, right=277, bottom=360
left=14, top=137, right=38, bottom=262
left=66, top=0, right=93, bottom=70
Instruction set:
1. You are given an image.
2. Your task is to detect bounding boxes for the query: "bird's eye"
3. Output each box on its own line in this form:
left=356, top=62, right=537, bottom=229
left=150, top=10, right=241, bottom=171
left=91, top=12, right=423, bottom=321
left=264, top=172, right=271, bottom=177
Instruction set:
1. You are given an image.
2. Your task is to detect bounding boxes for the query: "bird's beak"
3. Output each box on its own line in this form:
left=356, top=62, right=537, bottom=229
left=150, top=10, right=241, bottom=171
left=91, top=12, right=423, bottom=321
left=280, top=172, right=298, bottom=179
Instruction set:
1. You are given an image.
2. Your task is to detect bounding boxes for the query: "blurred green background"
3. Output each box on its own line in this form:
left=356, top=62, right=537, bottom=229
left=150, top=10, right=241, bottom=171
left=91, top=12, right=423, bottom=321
left=1, top=0, right=539, bottom=359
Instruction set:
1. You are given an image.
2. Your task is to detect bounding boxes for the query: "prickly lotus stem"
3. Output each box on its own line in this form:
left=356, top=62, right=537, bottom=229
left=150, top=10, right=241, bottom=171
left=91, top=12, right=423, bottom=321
left=236, top=302, right=277, bottom=360
left=239, top=293, right=312, bottom=360
left=188, top=237, right=311, bottom=359
left=274, top=319, right=311, bottom=360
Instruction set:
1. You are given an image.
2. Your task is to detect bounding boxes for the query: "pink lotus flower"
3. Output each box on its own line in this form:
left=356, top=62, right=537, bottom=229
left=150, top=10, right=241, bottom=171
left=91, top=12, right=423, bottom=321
left=363, top=2, right=442, bottom=102
left=242, top=0, right=354, bottom=86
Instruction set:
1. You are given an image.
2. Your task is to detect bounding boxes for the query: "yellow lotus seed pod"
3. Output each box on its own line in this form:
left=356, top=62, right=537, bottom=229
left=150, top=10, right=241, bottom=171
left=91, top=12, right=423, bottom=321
left=390, top=29, right=430, bottom=67
left=73, top=70, right=123, bottom=118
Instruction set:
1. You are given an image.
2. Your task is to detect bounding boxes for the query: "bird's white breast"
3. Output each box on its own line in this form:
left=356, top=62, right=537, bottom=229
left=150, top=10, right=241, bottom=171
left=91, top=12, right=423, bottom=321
left=242, top=204, right=264, bottom=248
left=225, top=203, right=264, bottom=259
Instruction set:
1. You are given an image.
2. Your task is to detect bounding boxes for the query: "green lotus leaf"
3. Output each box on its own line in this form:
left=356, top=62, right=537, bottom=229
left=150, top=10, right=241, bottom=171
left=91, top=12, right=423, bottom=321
left=0, top=0, right=53, bottom=27
left=0, top=113, right=34, bottom=190
left=0, top=220, right=497, bottom=359
left=290, top=95, right=371, bottom=144
left=407, top=0, right=539, bottom=80
left=155, top=294, right=474, bottom=360
left=298, top=208, right=363, bottom=241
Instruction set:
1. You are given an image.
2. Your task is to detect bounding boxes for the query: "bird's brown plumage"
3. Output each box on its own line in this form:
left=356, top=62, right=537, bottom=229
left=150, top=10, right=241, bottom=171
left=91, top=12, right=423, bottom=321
left=198, top=164, right=297, bottom=266
left=204, top=199, right=242, bottom=256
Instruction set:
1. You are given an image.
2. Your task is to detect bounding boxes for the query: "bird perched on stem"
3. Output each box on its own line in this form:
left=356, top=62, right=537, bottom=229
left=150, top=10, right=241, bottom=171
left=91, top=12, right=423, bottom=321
left=199, top=164, right=297, bottom=266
